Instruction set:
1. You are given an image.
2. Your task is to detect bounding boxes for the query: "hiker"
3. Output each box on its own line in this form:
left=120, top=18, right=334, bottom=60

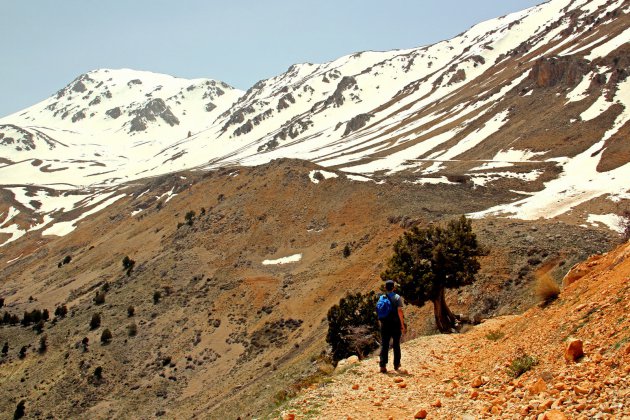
left=377, top=280, right=405, bottom=373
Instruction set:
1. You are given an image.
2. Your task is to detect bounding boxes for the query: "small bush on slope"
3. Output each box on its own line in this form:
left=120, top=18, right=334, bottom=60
left=535, top=273, right=560, bottom=306
left=326, top=292, right=379, bottom=362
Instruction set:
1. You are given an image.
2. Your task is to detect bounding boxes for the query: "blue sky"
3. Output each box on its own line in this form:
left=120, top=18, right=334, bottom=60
left=0, top=0, right=541, bottom=118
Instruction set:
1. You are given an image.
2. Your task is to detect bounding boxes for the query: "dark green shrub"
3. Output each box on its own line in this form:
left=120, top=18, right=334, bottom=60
left=127, top=305, right=135, bottom=317
left=326, top=292, right=379, bottom=362
left=0, top=297, right=4, bottom=308
left=19, top=346, right=27, bottom=359
left=153, top=291, right=162, bottom=304
left=54, top=305, right=68, bottom=318
left=122, top=256, right=136, bottom=276
left=2, top=341, right=8, bottom=355
left=342, top=244, right=351, bottom=258
left=42, top=309, right=49, bottom=321
left=184, top=210, right=196, bottom=226
left=90, top=313, right=101, bottom=330
left=94, top=291, right=106, bottom=305
left=94, top=366, right=103, bottom=380
left=39, top=335, right=48, bottom=353
left=2, top=311, right=10, bottom=324
left=14, top=400, right=25, bottom=419
left=33, top=320, right=45, bottom=334
left=100, top=328, right=112, bottom=344
left=127, top=323, right=137, bottom=337
left=62, top=255, right=72, bottom=265
left=81, top=337, right=89, bottom=352
left=21, top=309, right=44, bottom=326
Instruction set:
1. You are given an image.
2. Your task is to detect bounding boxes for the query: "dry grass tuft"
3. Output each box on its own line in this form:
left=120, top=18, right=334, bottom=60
left=535, top=273, right=560, bottom=306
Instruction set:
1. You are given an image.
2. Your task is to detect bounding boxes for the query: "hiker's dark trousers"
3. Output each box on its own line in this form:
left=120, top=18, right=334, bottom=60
left=379, top=324, right=401, bottom=368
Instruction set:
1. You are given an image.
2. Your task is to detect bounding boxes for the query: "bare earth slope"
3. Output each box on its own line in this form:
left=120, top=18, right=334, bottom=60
left=280, top=240, right=630, bottom=419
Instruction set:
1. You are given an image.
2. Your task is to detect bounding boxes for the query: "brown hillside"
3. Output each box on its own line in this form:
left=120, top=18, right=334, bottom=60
left=0, top=160, right=620, bottom=419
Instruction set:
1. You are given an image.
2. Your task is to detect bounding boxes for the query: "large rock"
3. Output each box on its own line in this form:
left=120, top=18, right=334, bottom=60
left=414, top=409, right=428, bottom=419
left=334, top=355, right=360, bottom=373
left=564, top=339, right=584, bottom=362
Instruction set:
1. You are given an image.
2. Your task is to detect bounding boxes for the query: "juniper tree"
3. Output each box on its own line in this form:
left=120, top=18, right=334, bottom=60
left=382, top=215, right=484, bottom=333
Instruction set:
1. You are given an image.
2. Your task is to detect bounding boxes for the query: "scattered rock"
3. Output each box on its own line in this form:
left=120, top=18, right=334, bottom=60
left=564, top=339, right=584, bottom=362
left=529, top=378, right=548, bottom=394
left=541, top=409, right=568, bottom=420
left=471, top=376, right=484, bottom=388
left=414, top=409, right=428, bottom=419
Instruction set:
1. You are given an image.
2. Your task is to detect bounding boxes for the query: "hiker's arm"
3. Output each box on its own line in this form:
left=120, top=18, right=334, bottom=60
left=398, top=307, right=406, bottom=334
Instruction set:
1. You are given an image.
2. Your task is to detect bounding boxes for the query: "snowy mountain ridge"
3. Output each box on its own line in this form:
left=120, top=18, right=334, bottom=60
left=0, top=0, right=629, bottom=246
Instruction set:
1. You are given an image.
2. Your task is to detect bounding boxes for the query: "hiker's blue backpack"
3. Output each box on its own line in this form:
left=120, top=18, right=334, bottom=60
left=376, top=293, right=392, bottom=320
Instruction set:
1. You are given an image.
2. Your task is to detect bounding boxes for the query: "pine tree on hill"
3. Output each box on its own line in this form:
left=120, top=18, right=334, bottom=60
left=382, top=215, right=484, bottom=333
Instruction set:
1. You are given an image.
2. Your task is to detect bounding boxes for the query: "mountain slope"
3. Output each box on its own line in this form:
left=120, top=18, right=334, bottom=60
left=0, top=0, right=628, bottom=248
left=0, top=160, right=618, bottom=419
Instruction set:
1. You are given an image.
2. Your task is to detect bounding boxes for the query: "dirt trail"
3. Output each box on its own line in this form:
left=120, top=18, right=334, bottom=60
left=280, top=242, right=630, bottom=419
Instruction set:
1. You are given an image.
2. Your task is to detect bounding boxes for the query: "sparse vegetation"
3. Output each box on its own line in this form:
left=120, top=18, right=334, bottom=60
left=19, top=346, right=27, bottom=359
left=507, top=353, right=537, bottom=377
left=81, top=337, right=89, bottom=352
left=185, top=210, right=196, bottom=226
left=127, top=305, right=135, bottom=317
left=90, top=313, right=101, bottom=330
left=382, top=215, right=484, bottom=333
left=536, top=273, right=560, bottom=306
left=100, top=328, right=113, bottom=344
left=54, top=304, right=68, bottom=318
left=485, top=330, right=505, bottom=341
left=342, top=244, right=351, bottom=258
left=33, top=320, right=45, bottom=334
left=94, top=291, right=106, bottom=305
left=14, top=400, right=25, bottom=419
left=38, top=335, right=48, bottom=353
left=122, top=256, right=136, bottom=276
left=94, top=366, right=103, bottom=380
left=2, top=341, right=8, bottom=356
left=21, top=309, right=46, bottom=327
left=326, top=292, right=379, bottom=362
left=127, top=323, right=137, bottom=337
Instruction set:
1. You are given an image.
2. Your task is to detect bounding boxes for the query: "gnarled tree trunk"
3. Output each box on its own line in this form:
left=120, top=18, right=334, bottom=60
left=431, top=287, right=458, bottom=333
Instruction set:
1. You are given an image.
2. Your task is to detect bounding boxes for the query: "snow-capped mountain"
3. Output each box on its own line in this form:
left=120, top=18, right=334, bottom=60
left=0, top=0, right=629, bottom=246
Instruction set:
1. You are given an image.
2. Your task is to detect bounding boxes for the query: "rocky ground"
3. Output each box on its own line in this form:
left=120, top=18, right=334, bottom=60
left=278, top=241, right=630, bottom=419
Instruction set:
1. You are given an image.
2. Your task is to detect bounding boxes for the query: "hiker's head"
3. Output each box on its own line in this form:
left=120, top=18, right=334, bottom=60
left=385, top=280, right=395, bottom=291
